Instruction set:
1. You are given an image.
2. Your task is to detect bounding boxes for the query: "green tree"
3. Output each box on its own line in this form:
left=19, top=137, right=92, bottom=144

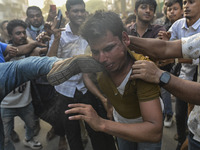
left=42, top=0, right=54, bottom=20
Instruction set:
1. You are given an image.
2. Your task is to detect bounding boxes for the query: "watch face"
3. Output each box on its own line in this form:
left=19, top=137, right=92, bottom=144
left=159, top=72, right=171, bottom=86
left=162, top=72, right=170, bottom=84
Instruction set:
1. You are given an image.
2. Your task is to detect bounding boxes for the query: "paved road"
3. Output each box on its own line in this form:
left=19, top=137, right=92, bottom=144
left=14, top=99, right=178, bottom=150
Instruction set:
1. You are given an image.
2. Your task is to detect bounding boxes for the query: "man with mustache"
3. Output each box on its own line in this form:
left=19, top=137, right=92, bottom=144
left=64, top=10, right=163, bottom=150
left=26, top=6, right=45, bottom=41
left=165, top=0, right=200, bottom=149
left=1, top=19, right=42, bottom=150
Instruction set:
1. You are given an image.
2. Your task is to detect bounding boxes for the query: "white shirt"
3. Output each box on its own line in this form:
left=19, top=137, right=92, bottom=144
left=113, top=69, right=143, bottom=123
left=180, top=22, right=200, bottom=142
left=182, top=32, right=200, bottom=59
left=169, top=18, right=200, bottom=80
left=49, top=23, right=88, bottom=98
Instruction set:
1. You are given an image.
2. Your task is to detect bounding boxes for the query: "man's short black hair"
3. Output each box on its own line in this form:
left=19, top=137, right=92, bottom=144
left=135, top=0, right=157, bottom=13
left=81, top=10, right=127, bottom=43
left=66, top=0, right=85, bottom=11
left=26, top=6, right=42, bottom=17
left=7, top=19, right=27, bottom=35
left=0, top=20, right=8, bottom=30
left=166, top=0, right=183, bottom=9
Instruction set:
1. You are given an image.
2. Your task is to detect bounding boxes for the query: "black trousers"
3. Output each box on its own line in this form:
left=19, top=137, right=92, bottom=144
left=175, top=97, right=188, bottom=144
left=73, top=90, right=117, bottom=150
left=32, top=85, right=116, bottom=150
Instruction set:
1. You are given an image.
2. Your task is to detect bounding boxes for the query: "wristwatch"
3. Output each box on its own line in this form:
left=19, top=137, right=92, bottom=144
left=159, top=72, right=171, bottom=87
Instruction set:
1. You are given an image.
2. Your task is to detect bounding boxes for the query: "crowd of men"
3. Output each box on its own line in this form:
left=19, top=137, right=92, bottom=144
left=1, top=0, right=200, bottom=150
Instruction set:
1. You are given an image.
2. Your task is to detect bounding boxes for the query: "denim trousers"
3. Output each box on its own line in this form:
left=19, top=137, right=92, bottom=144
left=1, top=103, right=35, bottom=150
left=0, top=109, right=4, bottom=150
left=0, top=56, right=59, bottom=101
left=160, top=88, right=173, bottom=116
left=188, top=132, right=200, bottom=150
left=0, top=56, right=59, bottom=149
left=117, top=137, right=161, bottom=150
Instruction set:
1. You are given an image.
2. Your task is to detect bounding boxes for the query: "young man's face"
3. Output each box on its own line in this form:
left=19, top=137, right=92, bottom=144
left=167, top=2, right=183, bottom=23
left=90, top=31, right=129, bottom=73
left=66, top=4, right=86, bottom=27
left=27, top=9, right=44, bottom=28
left=11, top=26, right=27, bottom=46
left=135, top=4, right=155, bottom=23
left=183, top=0, right=200, bottom=20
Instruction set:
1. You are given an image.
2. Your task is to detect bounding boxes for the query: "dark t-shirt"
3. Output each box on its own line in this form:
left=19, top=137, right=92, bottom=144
left=127, top=23, right=166, bottom=38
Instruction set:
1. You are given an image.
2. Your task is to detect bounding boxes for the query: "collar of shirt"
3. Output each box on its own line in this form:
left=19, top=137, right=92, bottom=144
left=130, top=23, right=153, bottom=37
left=65, top=23, right=73, bottom=34
left=182, top=18, right=200, bottom=30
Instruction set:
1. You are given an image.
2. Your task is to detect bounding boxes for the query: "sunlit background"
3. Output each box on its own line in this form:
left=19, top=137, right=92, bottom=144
left=28, top=0, right=90, bottom=8
left=0, top=0, right=164, bottom=22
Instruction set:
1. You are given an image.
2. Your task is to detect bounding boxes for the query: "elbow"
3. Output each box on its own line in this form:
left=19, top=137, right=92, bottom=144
left=151, top=131, right=162, bottom=142
left=151, top=124, right=163, bottom=142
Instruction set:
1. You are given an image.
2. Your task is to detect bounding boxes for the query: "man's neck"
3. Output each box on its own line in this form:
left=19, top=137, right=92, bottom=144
left=69, top=23, right=80, bottom=35
left=136, top=20, right=150, bottom=37
left=186, top=15, right=200, bottom=27
left=30, top=25, right=44, bottom=32
left=109, top=55, right=134, bottom=87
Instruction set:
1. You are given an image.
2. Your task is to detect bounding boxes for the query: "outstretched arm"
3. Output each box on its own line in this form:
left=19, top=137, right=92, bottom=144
left=131, top=60, right=200, bottom=105
left=129, top=36, right=182, bottom=59
left=65, top=98, right=162, bottom=143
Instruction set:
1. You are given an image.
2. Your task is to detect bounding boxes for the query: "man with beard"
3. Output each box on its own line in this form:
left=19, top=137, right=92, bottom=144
left=128, top=0, right=165, bottom=38
left=64, top=10, right=163, bottom=150
left=26, top=6, right=45, bottom=41
left=166, top=0, right=200, bottom=149
left=1, top=19, right=43, bottom=150
left=47, top=0, right=117, bottom=150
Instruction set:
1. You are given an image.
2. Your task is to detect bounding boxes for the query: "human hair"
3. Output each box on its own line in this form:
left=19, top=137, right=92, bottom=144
left=7, top=19, right=27, bottom=35
left=81, top=10, right=127, bottom=43
left=135, top=0, right=157, bottom=13
left=125, top=14, right=136, bottom=25
left=0, top=20, right=8, bottom=30
left=66, top=0, right=85, bottom=11
left=166, top=0, right=183, bottom=9
left=26, top=6, right=42, bottom=17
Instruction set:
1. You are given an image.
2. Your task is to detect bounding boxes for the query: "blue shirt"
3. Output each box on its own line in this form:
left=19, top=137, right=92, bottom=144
left=169, top=18, right=200, bottom=81
left=0, top=42, right=8, bottom=62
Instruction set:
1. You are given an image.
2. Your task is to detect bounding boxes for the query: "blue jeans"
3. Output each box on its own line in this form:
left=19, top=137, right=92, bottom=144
left=188, top=132, right=200, bottom=150
left=0, top=56, right=59, bottom=101
left=117, top=137, right=161, bottom=150
left=0, top=109, right=4, bottom=150
left=160, top=88, right=173, bottom=116
left=1, top=103, right=35, bottom=150
left=0, top=56, right=59, bottom=150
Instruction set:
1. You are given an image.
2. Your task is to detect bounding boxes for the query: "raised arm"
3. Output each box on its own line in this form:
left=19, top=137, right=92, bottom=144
left=131, top=60, right=200, bottom=105
left=129, top=36, right=182, bottom=59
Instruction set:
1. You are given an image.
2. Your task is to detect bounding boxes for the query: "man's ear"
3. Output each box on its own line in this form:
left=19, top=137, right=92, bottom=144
left=134, top=9, right=137, bottom=15
left=122, top=31, right=130, bottom=46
